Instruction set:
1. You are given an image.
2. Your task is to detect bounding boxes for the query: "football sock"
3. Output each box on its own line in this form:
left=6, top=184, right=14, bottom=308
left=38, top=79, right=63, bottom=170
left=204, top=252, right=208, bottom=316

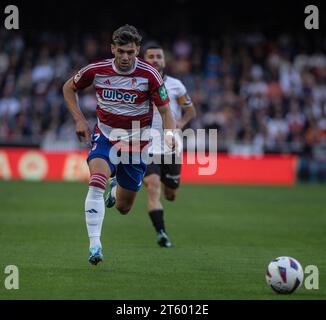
left=149, top=209, right=165, bottom=233
left=85, top=174, right=107, bottom=248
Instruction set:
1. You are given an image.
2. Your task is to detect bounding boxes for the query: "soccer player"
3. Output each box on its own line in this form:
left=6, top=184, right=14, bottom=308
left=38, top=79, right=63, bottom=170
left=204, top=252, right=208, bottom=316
left=63, top=25, right=175, bottom=265
left=142, top=42, right=196, bottom=247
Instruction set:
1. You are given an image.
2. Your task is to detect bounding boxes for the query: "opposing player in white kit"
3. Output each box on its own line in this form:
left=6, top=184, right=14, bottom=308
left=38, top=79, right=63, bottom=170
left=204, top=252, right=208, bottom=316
left=63, top=26, right=175, bottom=265
left=142, top=42, right=196, bottom=247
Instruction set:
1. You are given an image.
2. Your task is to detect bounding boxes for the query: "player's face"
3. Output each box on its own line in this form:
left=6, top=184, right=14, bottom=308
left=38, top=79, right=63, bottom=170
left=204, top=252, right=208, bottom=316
left=111, top=43, right=140, bottom=71
left=144, top=48, right=165, bottom=74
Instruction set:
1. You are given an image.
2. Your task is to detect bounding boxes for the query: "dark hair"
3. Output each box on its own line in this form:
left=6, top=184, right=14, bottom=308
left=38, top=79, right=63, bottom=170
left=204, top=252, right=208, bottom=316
left=141, top=41, right=163, bottom=56
left=112, top=24, right=142, bottom=46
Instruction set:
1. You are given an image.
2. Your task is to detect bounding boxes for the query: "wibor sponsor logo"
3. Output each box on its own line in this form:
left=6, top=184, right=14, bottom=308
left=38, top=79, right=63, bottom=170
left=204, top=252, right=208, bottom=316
left=102, top=89, right=137, bottom=103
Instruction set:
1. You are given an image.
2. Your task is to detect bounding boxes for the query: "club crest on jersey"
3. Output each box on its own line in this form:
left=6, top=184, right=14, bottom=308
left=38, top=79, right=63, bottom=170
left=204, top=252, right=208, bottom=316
left=131, top=78, right=137, bottom=88
left=102, top=89, right=137, bottom=103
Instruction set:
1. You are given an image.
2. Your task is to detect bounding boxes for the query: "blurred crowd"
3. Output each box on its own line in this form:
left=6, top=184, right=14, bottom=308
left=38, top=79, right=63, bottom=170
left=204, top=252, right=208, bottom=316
left=1, top=30, right=326, bottom=165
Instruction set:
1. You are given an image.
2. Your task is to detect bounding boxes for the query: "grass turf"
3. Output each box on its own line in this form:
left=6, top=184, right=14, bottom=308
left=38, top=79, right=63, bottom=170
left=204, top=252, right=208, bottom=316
left=0, top=181, right=325, bottom=299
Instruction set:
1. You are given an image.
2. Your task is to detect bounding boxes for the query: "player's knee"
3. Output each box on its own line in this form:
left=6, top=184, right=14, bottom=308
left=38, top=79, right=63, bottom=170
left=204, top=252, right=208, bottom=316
left=145, top=180, right=160, bottom=198
left=116, top=204, right=131, bottom=215
left=148, top=184, right=160, bottom=198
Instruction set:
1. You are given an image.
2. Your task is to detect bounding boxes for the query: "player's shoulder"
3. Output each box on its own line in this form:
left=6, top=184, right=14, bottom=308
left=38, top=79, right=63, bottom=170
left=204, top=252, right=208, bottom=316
left=165, top=75, right=183, bottom=85
left=136, top=58, right=163, bottom=82
left=165, top=75, right=185, bottom=89
left=80, top=58, right=113, bottom=73
left=137, top=57, right=156, bottom=70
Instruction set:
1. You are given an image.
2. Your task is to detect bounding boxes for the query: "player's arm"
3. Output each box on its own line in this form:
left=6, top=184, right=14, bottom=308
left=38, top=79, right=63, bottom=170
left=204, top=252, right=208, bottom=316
left=157, top=103, right=176, bottom=149
left=150, top=76, right=176, bottom=148
left=157, top=103, right=176, bottom=131
left=62, top=76, right=91, bottom=145
left=177, top=94, right=196, bottom=129
left=178, top=102, right=196, bottom=129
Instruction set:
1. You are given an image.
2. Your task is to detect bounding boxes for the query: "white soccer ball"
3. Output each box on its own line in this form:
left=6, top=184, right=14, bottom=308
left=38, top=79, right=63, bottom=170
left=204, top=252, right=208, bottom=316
left=265, top=256, right=304, bottom=294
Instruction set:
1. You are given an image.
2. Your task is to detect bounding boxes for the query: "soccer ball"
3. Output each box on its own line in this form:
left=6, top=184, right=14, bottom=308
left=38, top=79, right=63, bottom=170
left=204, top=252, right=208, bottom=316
left=265, top=256, right=304, bottom=294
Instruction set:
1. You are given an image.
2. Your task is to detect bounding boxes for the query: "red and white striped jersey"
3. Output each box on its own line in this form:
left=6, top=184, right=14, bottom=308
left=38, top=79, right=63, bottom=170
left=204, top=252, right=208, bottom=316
left=73, top=57, right=170, bottom=144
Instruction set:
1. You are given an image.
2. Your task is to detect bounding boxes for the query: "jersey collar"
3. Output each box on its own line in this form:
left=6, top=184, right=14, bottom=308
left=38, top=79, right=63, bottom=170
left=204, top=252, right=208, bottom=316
left=112, top=57, right=138, bottom=75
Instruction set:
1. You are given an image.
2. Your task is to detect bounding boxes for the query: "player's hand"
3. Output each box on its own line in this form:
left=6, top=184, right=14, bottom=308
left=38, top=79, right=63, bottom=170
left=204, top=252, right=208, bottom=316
left=165, top=130, right=176, bottom=150
left=75, top=119, right=91, bottom=145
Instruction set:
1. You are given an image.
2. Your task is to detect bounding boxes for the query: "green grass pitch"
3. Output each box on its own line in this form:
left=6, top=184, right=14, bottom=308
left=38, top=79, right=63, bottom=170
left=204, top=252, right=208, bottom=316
left=0, top=181, right=325, bottom=299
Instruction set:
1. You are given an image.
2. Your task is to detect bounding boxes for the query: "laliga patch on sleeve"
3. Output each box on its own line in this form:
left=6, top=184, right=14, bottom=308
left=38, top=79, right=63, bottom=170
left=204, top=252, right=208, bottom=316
left=158, top=85, right=168, bottom=100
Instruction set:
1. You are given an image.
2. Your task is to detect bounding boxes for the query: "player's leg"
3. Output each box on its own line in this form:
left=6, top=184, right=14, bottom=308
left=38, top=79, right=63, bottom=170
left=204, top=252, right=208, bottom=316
left=143, top=161, right=162, bottom=209
left=105, top=178, right=138, bottom=214
left=143, top=162, right=171, bottom=247
left=115, top=185, right=138, bottom=214
left=151, top=161, right=181, bottom=247
left=162, top=134, right=183, bottom=202
left=85, top=158, right=111, bottom=265
left=106, top=153, right=147, bottom=214
left=163, top=185, right=178, bottom=201
left=85, top=129, right=116, bottom=265
left=143, top=172, right=162, bottom=211
left=161, top=162, right=181, bottom=201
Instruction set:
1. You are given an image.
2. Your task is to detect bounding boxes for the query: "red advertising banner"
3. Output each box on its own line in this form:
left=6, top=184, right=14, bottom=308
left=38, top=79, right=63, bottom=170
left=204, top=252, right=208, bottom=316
left=0, top=148, right=297, bottom=185
left=182, top=153, right=297, bottom=185
left=0, top=148, right=89, bottom=181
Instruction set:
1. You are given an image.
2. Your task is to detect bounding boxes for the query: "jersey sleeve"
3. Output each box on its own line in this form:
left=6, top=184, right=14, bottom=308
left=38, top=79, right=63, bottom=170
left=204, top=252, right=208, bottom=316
left=149, top=74, right=170, bottom=107
left=72, top=65, right=95, bottom=90
left=176, top=80, right=193, bottom=105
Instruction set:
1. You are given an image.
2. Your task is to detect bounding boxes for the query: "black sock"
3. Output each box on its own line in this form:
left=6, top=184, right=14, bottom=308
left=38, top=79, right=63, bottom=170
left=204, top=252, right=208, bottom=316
left=149, top=209, right=165, bottom=233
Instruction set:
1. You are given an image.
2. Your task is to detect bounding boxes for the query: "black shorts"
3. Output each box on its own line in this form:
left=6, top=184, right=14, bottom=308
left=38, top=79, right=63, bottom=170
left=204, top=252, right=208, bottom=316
left=144, top=154, right=182, bottom=189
